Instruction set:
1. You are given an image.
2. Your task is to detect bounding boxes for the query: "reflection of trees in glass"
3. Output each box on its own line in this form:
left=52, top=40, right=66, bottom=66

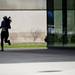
left=54, top=0, right=62, bottom=10
left=67, top=11, right=75, bottom=32
left=54, top=11, right=62, bottom=33
left=67, top=0, right=75, bottom=10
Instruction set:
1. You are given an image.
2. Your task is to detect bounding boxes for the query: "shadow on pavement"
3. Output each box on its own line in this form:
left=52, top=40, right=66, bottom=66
left=39, top=70, right=62, bottom=73
left=0, top=48, right=75, bottom=63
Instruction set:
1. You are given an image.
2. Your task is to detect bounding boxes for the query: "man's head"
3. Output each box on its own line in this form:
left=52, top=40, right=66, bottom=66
left=3, top=16, right=7, bottom=20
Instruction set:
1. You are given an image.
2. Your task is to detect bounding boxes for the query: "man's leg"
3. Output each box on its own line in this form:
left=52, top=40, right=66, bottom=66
left=1, top=38, right=4, bottom=51
left=1, top=32, right=4, bottom=51
left=5, top=30, right=11, bottom=45
left=5, top=39, right=11, bottom=45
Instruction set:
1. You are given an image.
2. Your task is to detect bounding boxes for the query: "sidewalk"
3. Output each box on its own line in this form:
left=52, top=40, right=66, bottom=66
left=0, top=48, right=75, bottom=75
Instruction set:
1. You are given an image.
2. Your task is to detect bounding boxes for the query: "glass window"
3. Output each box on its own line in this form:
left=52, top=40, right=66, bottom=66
left=67, top=0, right=75, bottom=10
left=67, top=10, right=75, bottom=33
left=54, top=10, right=62, bottom=33
left=48, top=11, right=54, bottom=25
left=54, top=0, right=62, bottom=10
left=67, top=10, right=75, bottom=46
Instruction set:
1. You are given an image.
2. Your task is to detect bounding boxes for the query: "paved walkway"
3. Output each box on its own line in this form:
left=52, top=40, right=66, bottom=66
left=0, top=48, right=75, bottom=75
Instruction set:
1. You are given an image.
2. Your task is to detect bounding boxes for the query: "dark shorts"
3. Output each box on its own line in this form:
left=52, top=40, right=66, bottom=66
left=1, top=30, right=9, bottom=40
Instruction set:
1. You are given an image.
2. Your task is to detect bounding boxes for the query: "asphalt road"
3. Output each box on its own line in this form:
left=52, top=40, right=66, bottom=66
left=0, top=48, right=75, bottom=75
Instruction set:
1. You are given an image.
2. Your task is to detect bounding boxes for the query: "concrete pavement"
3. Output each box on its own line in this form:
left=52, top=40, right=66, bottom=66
left=0, top=48, right=75, bottom=75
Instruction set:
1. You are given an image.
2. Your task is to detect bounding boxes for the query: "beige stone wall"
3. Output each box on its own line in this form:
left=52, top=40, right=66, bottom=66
left=0, top=0, right=46, bottom=9
left=9, top=32, right=46, bottom=43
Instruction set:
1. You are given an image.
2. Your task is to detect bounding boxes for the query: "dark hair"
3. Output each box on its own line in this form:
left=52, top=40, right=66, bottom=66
left=3, top=16, right=7, bottom=20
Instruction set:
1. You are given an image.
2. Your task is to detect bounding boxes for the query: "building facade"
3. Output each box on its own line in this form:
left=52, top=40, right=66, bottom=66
left=0, top=0, right=46, bottom=43
left=0, top=0, right=75, bottom=47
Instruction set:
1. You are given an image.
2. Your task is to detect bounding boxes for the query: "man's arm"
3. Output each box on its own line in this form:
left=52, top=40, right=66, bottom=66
left=0, top=26, right=1, bottom=29
left=0, top=21, right=3, bottom=29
